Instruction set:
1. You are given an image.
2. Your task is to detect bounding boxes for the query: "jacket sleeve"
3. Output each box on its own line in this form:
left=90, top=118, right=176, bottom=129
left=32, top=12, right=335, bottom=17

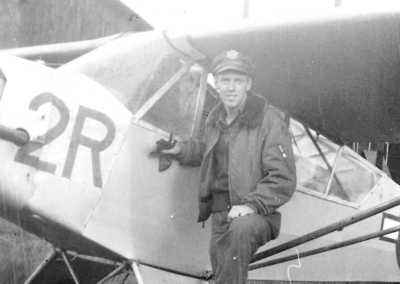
left=177, top=139, right=205, bottom=167
left=244, top=109, right=297, bottom=215
left=177, top=110, right=216, bottom=167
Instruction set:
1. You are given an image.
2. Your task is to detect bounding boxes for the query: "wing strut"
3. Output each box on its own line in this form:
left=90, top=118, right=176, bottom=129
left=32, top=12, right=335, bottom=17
left=131, top=262, right=144, bottom=284
left=60, top=251, right=80, bottom=284
left=23, top=250, right=57, bottom=284
left=250, top=224, right=400, bottom=270
left=249, top=194, right=400, bottom=267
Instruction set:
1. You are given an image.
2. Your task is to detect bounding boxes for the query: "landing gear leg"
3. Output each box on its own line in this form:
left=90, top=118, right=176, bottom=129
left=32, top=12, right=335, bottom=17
left=24, top=249, right=57, bottom=284
left=132, top=261, right=144, bottom=284
left=24, top=247, right=135, bottom=284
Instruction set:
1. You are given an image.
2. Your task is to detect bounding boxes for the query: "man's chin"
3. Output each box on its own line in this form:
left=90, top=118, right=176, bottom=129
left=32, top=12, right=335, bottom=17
left=223, top=100, right=238, bottom=107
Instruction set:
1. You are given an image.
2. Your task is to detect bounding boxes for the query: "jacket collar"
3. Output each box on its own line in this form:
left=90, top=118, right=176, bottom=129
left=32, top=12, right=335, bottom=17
left=207, top=93, right=267, bottom=130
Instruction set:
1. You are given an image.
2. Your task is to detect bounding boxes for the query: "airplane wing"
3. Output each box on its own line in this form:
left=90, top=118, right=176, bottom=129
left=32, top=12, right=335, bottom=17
left=9, top=7, right=399, bottom=144
left=183, top=9, right=400, bottom=144
left=2, top=34, right=124, bottom=67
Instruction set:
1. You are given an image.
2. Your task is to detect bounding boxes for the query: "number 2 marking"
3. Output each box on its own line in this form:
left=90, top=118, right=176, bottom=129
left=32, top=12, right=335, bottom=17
left=14, top=93, right=69, bottom=174
left=14, top=93, right=116, bottom=188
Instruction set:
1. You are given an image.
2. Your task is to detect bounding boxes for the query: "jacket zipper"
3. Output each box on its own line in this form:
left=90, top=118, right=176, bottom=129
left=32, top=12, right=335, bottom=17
left=227, top=138, right=233, bottom=210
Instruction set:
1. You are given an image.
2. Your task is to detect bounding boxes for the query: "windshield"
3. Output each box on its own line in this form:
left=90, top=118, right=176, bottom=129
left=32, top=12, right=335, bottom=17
left=140, top=65, right=204, bottom=139
left=66, top=32, right=208, bottom=139
left=64, top=32, right=183, bottom=115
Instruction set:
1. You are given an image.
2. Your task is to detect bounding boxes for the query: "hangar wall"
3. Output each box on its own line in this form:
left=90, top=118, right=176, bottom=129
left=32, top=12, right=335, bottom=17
left=0, top=0, right=151, bottom=49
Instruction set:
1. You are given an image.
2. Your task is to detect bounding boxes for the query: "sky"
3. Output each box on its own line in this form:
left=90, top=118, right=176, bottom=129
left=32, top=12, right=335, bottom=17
left=120, top=0, right=400, bottom=30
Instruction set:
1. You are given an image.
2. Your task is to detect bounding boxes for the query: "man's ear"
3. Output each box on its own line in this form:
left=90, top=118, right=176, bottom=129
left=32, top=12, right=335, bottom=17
left=213, top=74, right=219, bottom=87
left=246, top=77, right=252, bottom=91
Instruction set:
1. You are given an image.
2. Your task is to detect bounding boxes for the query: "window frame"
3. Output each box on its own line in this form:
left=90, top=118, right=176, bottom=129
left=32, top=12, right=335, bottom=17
left=296, top=144, right=385, bottom=209
left=132, top=60, right=209, bottom=140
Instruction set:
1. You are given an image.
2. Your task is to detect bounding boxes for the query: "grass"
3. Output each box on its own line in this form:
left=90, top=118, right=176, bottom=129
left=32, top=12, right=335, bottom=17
left=0, top=218, right=51, bottom=284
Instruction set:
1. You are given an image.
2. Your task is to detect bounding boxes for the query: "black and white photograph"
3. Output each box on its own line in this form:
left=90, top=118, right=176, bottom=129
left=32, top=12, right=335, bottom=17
left=1, top=0, right=400, bottom=283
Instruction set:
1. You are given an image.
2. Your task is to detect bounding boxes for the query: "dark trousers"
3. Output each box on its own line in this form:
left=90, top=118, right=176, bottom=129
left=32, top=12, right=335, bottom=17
left=209, top=211, right=273, bottom=284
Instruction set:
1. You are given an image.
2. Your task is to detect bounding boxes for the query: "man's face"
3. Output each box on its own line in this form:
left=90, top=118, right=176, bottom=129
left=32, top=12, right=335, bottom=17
left=214, top=71, right=252, bottom=110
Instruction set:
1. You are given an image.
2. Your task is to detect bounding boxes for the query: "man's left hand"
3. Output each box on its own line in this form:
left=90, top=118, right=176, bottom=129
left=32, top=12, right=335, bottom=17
left=228, top=205, right=255, bottom=220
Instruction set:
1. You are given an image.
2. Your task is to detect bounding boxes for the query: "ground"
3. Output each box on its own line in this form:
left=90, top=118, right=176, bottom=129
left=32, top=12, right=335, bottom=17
left=0, top=218, right=51, bottom=284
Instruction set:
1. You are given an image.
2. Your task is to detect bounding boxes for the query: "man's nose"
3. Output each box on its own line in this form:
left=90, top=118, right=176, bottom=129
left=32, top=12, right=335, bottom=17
left=228, top=81, right=235, bottom=90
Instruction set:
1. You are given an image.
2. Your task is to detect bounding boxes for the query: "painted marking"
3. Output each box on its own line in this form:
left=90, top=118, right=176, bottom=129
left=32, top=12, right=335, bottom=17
left=62, top=106, right=116, bottom=188
left=14, top=93, right=69, bottom=174
left=0, top=55, right=131, bottom=189
left=14, top=93, right=116, bottom=188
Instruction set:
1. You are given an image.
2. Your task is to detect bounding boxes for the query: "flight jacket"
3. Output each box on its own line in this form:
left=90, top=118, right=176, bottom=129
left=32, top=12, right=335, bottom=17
left=179, top=94, right=296, bottom=238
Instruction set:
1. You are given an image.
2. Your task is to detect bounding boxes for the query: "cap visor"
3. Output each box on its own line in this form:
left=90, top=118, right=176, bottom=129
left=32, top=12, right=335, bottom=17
left=214, top=63, right=250, bottom=75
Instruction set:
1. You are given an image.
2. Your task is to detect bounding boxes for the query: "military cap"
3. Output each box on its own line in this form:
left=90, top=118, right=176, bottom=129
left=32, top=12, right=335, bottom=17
left=211, top=50, right=254, bottom=77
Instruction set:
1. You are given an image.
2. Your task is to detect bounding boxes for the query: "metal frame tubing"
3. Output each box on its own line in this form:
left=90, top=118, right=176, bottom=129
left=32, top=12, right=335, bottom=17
left=24, top=249, right=57, bottom=284
left=97, top=262, right=129, bottom=284
left=61, top=251, right=80, bottom=284
left=250, top=225, right=400, bottom=270
left=251, top=195, right=400, bottom=263
left=304, top=126, right=347, bottom=198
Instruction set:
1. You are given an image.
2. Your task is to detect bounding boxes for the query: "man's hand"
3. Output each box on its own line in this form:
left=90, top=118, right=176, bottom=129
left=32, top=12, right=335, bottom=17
left=150, top=135, right=181, bottom=172
left=228, top=205, right=255, bottom=220
left=151, top=133, right=181, bottom=156
left=160, top=141, right=182, bottom=155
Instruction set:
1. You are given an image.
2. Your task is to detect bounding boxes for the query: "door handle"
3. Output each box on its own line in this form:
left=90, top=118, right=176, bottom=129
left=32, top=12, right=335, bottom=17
left=151, top=133, right=177, bottom=172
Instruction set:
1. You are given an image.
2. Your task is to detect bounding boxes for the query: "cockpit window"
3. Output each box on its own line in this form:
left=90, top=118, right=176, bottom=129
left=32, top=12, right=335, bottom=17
left=69, top=32, right=183, bottom=116
left=140, top=65, right=203, bottom=139
left=128, top=53, right=182, bottom=114
left=292, top=120, right=382, bottom=207
left=325, top=150, right=380, bottom=203
left=71, top=32, right=210, bottom=139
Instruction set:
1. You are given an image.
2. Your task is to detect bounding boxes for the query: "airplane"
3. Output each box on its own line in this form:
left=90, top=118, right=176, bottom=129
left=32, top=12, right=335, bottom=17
left=1, top=6, right=400, bottom=284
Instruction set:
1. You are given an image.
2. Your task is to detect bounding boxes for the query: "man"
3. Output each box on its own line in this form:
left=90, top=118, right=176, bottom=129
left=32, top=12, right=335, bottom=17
left=164, top=50, right=296, bottom=283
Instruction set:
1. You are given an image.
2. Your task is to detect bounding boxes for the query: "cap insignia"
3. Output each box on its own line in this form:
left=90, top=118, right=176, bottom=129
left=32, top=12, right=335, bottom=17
left=226, top=50, right=239, bottom=60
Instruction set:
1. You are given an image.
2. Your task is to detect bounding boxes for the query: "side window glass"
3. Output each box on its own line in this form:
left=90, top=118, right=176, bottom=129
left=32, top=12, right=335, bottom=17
left=129, top=54, right=182, bottom=113
left=72, top=32, right=184, bottom=115
left=326, top=150, right=380, bottom=203
left=292, top=120, right=382, bottom=206
left=141, top=65, right=203, bottom=139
